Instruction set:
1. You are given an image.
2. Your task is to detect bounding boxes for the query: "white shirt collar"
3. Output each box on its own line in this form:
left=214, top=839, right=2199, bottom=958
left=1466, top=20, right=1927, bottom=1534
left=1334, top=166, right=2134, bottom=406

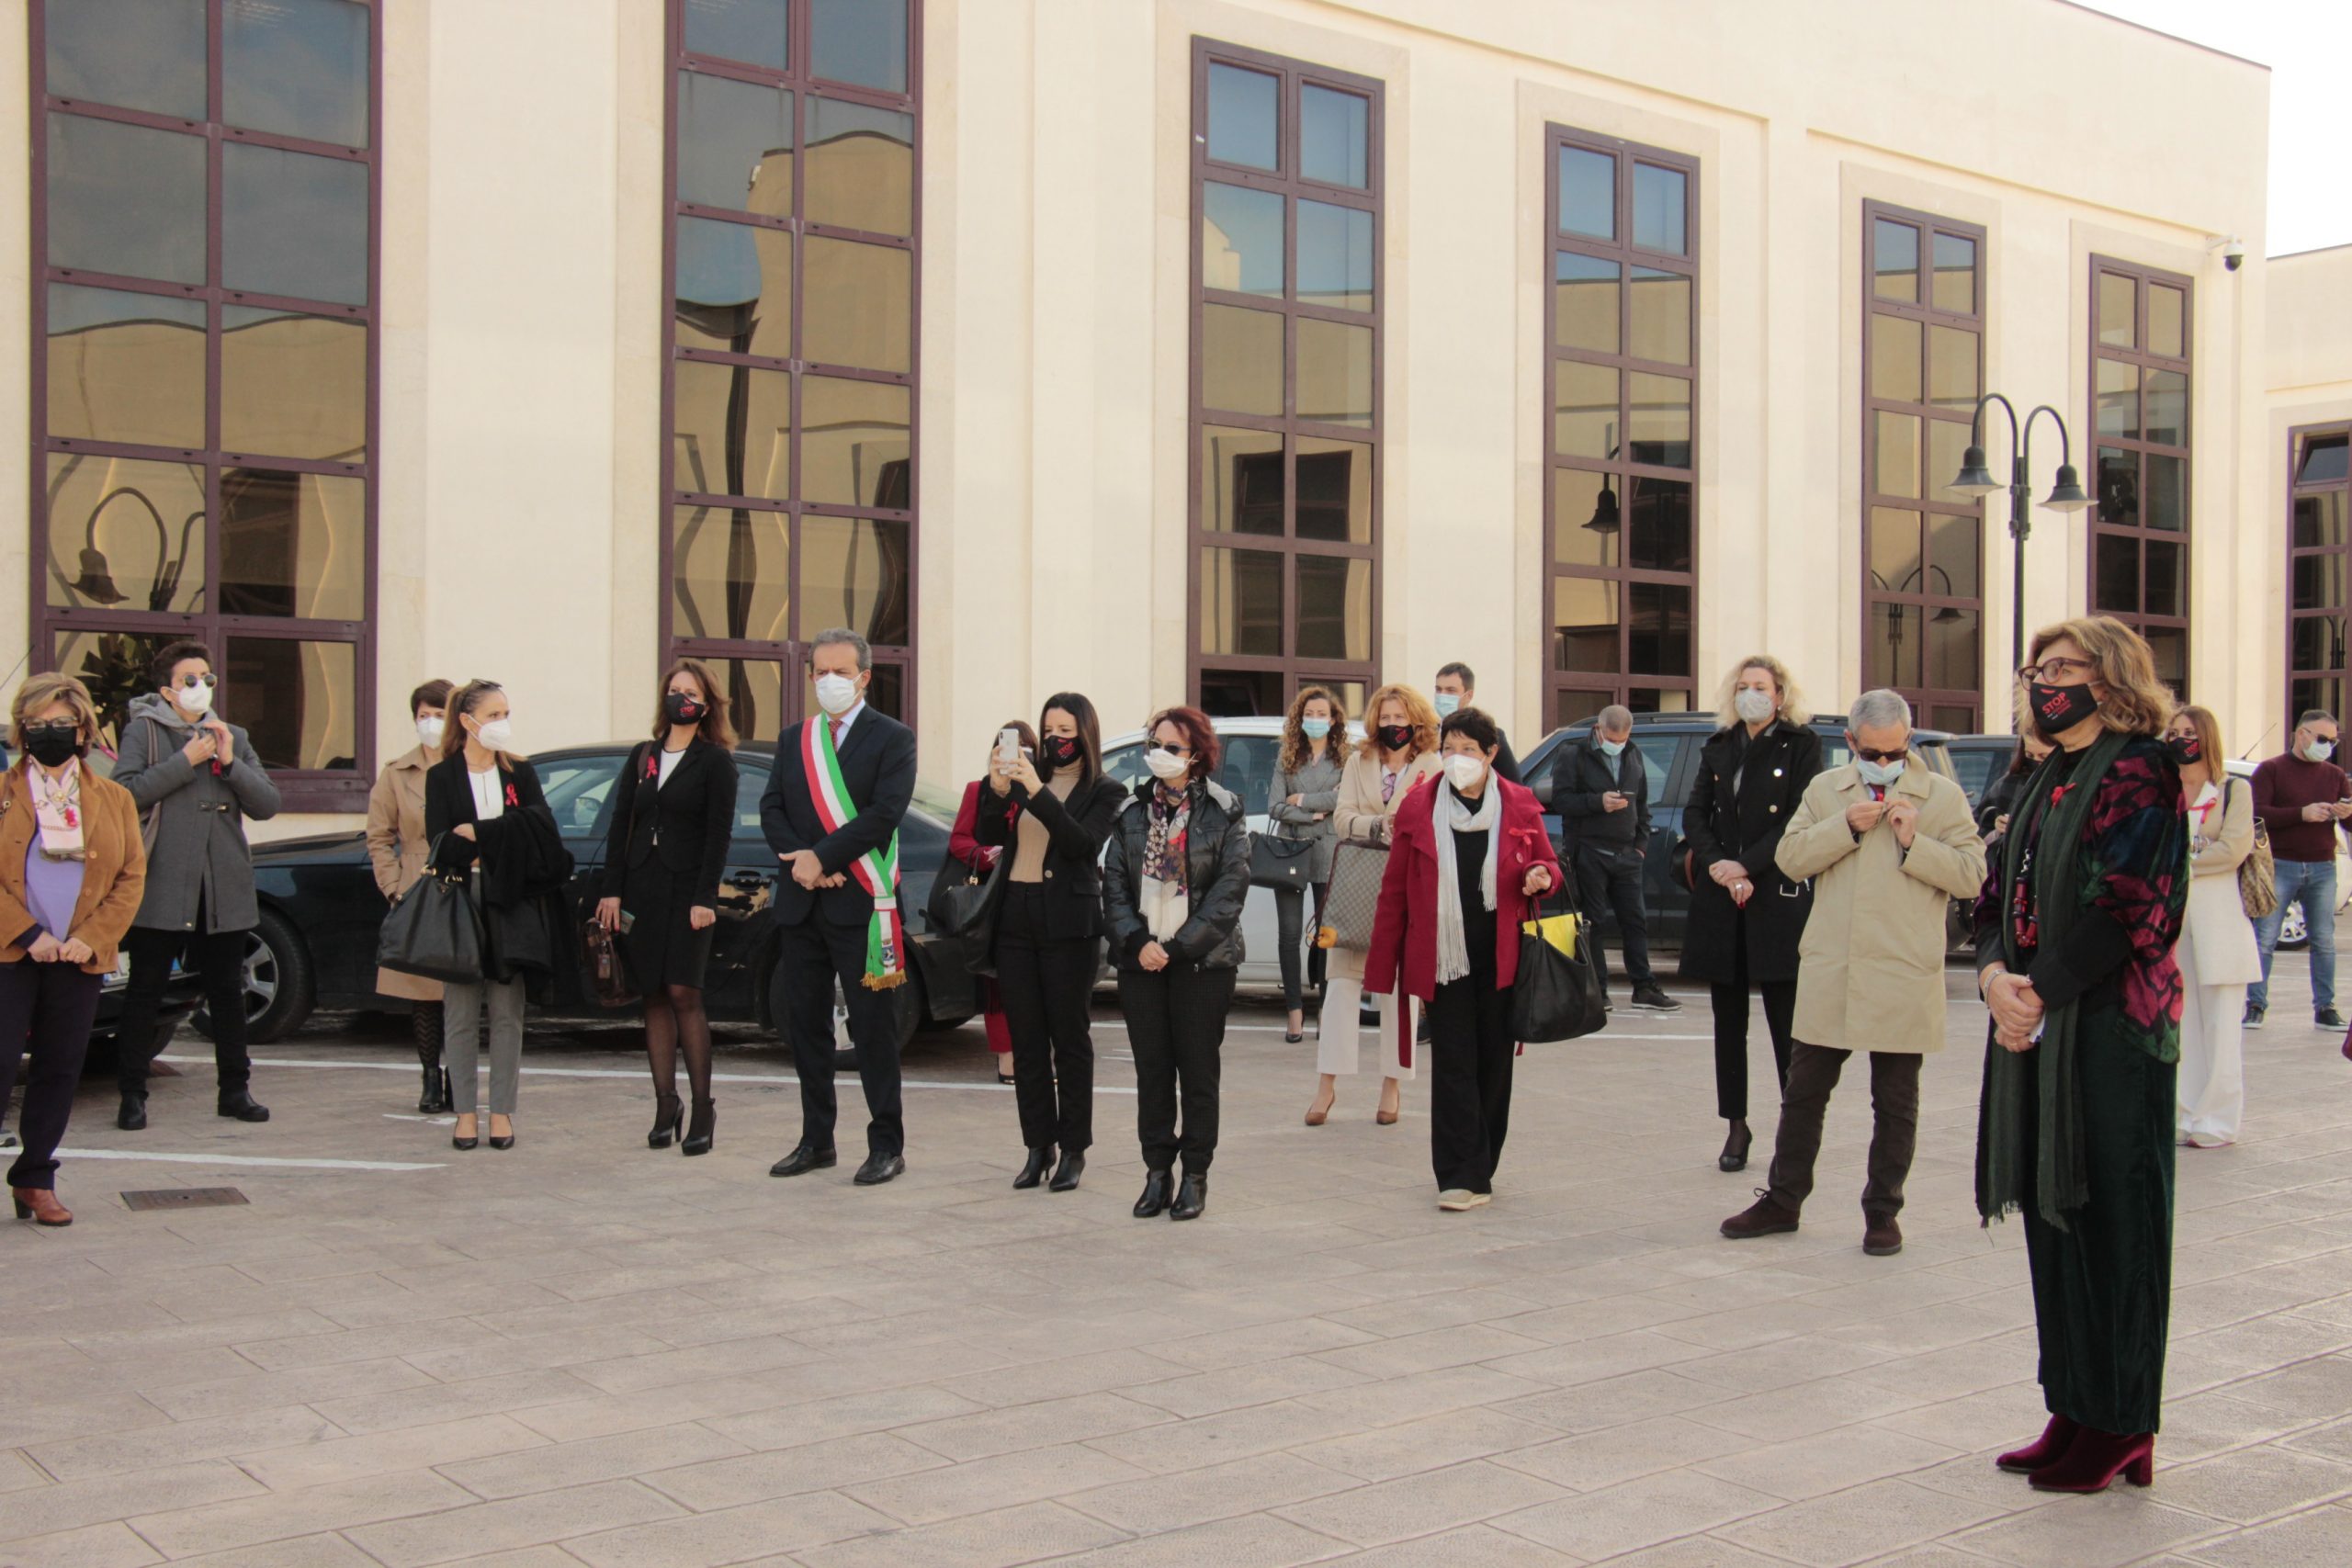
left=828, top=700, right=867, bottom=742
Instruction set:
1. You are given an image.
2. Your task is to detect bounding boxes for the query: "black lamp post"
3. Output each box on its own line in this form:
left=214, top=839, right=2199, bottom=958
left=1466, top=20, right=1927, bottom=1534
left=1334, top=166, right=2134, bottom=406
left=1950, top=393, right=2091, bottom=671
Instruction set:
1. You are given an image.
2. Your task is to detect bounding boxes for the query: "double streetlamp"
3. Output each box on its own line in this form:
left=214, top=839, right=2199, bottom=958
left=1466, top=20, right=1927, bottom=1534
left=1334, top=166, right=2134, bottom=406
left=1950, top=393, right=2091, bottom=669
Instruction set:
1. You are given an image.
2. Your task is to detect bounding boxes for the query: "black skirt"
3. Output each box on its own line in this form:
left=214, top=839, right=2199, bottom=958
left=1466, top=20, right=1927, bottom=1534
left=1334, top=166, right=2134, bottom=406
left=618, top=855, right=717, bottom=991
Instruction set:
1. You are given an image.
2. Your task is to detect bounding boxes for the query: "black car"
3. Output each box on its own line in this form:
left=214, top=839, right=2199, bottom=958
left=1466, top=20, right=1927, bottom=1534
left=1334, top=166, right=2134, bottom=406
left=1520, top=713, right=1969, bottom=950
left=232, top=742, right=978, bottom=1048
left=1942, top=733, right=2024, bottom=813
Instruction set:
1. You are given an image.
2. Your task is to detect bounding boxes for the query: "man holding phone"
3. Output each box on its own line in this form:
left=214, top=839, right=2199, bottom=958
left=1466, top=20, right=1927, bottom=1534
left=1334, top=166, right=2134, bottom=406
left=2249, top=709, right=2352, bottom=1032
left=1552, top=705, right=1678, bottom=1011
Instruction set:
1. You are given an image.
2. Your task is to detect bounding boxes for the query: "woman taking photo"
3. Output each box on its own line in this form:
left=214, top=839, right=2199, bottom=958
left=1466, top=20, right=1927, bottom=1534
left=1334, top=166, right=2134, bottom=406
left=1363, top=708, right=1559, bottom=1212
left=978, top=693, right=1123, bottom=1191
left=597, top=660, right=740, bottom=1156
left=1977, top=616, right=2188, bottom=1494
left=0, top=675, right=145, bottom=1225
left=427, top=681, right=571, bottom=1152
left=368, top=678, right=454, bottom=1113
left=1976, top=731, right=2056, bottom=849
left=1314, top=682, right=1443, bottom=1127
left=1269, top=686, right=1344, bottom=1044
left=1681, top=655, right=1820, bottom=1172
left=1103, top=705, right=1250, bottom=1222
left=946, top=720, right=1033, bottom=1084
left=2163, top=703, right=2258, bottom=1149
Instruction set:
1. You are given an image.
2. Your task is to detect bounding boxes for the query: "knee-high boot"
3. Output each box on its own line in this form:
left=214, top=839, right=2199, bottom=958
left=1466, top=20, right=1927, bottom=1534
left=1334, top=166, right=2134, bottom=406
left=413, top=1001, right=448, bottom=1112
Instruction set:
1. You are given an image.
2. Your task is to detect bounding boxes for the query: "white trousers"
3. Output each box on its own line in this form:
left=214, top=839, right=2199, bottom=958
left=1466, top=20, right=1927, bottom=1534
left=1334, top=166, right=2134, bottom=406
left=1317, top=978, right=1418, bottom=1080
left=2176, top=978, right=2245, bottom=1145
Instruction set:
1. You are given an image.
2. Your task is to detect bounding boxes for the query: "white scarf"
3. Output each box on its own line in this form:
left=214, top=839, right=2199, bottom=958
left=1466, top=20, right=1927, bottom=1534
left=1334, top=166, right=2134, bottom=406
left=1432, top=777, right=1501, bottom=986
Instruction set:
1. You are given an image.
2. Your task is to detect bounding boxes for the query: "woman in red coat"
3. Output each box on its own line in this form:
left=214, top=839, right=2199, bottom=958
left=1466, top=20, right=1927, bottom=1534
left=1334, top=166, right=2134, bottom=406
left=950, top=721, right=1034, bottom=1083
left=1365, top=707, right=1560, bottom=1211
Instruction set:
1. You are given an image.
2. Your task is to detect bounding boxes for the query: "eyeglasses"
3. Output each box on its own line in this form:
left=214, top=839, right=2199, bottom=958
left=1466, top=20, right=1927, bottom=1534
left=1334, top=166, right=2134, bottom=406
left=169, top=672, right=213, bottom=689
left=2018, top=656, right=2096, bottom=684
left=1852, top=745, right=1909, bottom=763
left=1154, top=742, right=1193, bottom=757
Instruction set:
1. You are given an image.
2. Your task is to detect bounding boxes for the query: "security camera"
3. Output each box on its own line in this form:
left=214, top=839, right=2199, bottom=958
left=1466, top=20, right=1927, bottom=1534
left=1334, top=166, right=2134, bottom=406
left=2210, top=235, right=2245, bottom=272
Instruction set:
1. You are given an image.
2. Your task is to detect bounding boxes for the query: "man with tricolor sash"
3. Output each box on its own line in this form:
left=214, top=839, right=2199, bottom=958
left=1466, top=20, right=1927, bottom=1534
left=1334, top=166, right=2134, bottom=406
left=759, top=629, right=919, bottom=1186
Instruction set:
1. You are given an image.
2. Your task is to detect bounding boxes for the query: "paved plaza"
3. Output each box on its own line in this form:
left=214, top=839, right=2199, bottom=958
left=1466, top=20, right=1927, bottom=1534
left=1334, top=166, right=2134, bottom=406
left=6, top=947, right=2352, bottom=1567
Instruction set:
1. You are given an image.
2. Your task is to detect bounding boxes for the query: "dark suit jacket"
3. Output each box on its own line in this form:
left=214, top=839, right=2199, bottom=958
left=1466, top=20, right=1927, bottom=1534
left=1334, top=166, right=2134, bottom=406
left=760, top=705, right=918, bottom=927
left=1492, top=728, right=1521, bottom=786
left=1553, top=736, right=1651, bottom=854
left=974, top=772, right=1125, bottom=943
left=598, top=737, right=738, bottom=906
left=1679, top=720, right=1823, bottom=984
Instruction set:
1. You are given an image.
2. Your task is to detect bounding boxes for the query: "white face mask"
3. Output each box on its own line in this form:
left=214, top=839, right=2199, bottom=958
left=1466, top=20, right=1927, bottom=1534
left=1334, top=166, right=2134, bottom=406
left=814, top=672, right=860, bottom=716
left=2305, top=739, right=2335, bottom=763
left=1145, top=747, right=1191, bottom=783
left=1444, top=753, right=1487, bottom=792
left=1735, top=688, right=1775, bottom=724
left=416, top=716, right=446, bottom=750
left=172, top=678, right=215, bottom=716
left=1856, top=757, right=1906, bottom=788
left=473, top=717, right=514, bottom=752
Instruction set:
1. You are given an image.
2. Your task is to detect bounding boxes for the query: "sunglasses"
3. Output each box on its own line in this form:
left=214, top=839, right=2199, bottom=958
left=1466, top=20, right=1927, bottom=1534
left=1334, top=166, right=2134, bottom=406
left=1852, top=746, right=1908, bottom=764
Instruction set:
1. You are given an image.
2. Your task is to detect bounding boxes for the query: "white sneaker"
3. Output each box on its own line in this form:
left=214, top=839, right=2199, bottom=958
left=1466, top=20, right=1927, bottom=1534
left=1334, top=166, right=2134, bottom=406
left=1437, top=1189, right=1491, bottom=1212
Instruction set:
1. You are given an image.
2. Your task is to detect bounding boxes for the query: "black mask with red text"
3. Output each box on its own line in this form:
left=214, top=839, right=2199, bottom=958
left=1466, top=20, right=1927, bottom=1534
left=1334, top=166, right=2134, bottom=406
left=664, top=692, right=705, bottom=727
left=2165, top=734, right=2202, bottom=768
left=1041, top=735, right=1082, bottom=773
left=1377, top=723, right=1414, bottom=752
left=2028, top=682, right=2100, bottom=739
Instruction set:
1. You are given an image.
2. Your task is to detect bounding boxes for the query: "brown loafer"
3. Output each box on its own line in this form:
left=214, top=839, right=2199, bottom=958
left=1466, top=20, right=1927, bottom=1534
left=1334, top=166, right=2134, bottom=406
left=1863, top=1215, right=1903, bottom=1256
left=1720, top=1191, right=1799, bottom=1239
left=12, top=1187, right=72, bottom=1226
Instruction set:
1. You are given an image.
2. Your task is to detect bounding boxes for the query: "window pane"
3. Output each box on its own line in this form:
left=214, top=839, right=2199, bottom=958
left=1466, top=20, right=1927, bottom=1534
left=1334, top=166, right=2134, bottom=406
left=800, top=376, right=910, bottom=508
left=1202, top=182, right=1284, bottom=299
left=218, top=468, right=364, bottom=620
left=46, top=0, right=205, bottom=118
left=1206, top=63, right=1277, bottom=170
left=2143, top=627, right=2185, bottom=689
left=1628, top=267, right=1688, bottom=365
left=2143, top=368, right=2187, bottom=447
left=1299, top=85, right=1369, bottom=188
left=45, top=283, right=205, bottom=449
left=806, top=98, right=913, bottom=236
left=1200, top=303, right=1282, bottom=416
left=678, top=72, right=793, bottom=217
left=223, top=142, right=369, bottom=306
left=1631, top=164, right=1686, bottom=254
left=1297, top=318, right=1373, bottom=427
left=1628, top=373, right=1690, bottom=468
left=810, top=0, right=906, bottom=92
left=1200, top=547, right=1284, bottom=656
left=2294, top=491, right=2346, bottom=549
left=673, top=358, right=791, bottom=500
left=2299, top=434, right=2349, bottom=486
left=1628, top=582, right=1691, bottom=676
left=1296, top=437, right=1372, bottom=542
left=1314, top=681, right=1369, bottom=724
left=1553, top=361, right=1618, bottom=459
left=1871, top=316, right=1922, bottom=403
left=1557, top=147, right=1613, bottom=240
left=1555, top=689, right=1608, bottom=728
left=1927, top=607, right=1979, bottom=693
left=704, top=658, right=787, bottom=749
left=2097, top=359, right=2138, bottom=441
left=1870, top=507, right=1922, bottom=587
left=1631, top=688, right=1691, bottom=716
left=1871, top=602, right=1922, bottom=688
left=1297, top=199, right=1373, bottom=310
left=1296, top=556, right=1372, bottom=661
left=53, top=627, right=172, bottom=756
left=1874, top=411, right=1921, bottom=499
left=2143, top=451, right=2184, bottom=533
left=1200, top=666, right=1283, bottom=718
left=220, top=306, right=367, bottom=462
left=224, top=0, right=370, bottom=147
left=675, top=216, right=791, bottom=357
left=1929, top=513, right=1979, bottom=598
left=2293, top=617, right=2342, bottom=672
left=220, top=637, right=355, bottom=769
left=685, top=0, right=788, bottom=70
left=1872, top=219, right=1918, bottom=302
left=1554, top=253, right=1619, bottom=354
left=47, top=114, right=205, bottom=285
left=2293, top=677, right=2346, bottom=725
left=2095, top=532, right=2139, bottom=612
left=1626, top=477, right=1691, bottom=572
left=2144, top=538, right=2184, bottom=617
left=800, top=514, right=910, bottom=645
left=2095, top=446, right=2137, bottom=525
left=1199, top=425, right=1283, bottom=536
left=44, top=453, right=206, bottom=614
left=673, top=502, right=789, bottom=643
left=2149, top=283, right=2185, bottom=358
left=1554, top=578, right=1620, bottom=673
left=1931, top=232, right=1976, bottom=314
left=802, top=236, right=910, bottom=371
left=1928, top=418, right=1971, bottom=503
left=1553, top=469, right=1618, bottom=569
left=2098, top=273, right=2135, bottom=348
left=2294, top=553, right=2345, bottom=614
left=1928, top=324, right=1978, bottom=409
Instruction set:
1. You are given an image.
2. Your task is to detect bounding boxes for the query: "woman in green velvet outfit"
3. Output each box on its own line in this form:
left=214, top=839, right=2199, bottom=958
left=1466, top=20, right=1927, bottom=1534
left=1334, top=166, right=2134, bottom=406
left=1973, top=615, right=2188, bottom=1495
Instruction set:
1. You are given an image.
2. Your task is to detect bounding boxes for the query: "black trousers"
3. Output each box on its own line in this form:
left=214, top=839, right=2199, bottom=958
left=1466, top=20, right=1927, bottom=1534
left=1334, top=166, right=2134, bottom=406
left=115, top=917, right=252, bottom=1097
left=1428, top=972, right=1516, bottom=1194
left=994, top=886, right=1096, bottom=1153
left=773, top=910, right=904, bottom=1156
left=1765, top=1043, right=1921, bottom=1219
left=1710, top=942, right=1795, bottom=1122
left=1272, top=882, right=1329, bottom=1011
left=1119, top=961, right=1233, bottom=1176
left=0, top=963, right=103, bottom=1191
left=1571, top=845, right=1655, bottom=991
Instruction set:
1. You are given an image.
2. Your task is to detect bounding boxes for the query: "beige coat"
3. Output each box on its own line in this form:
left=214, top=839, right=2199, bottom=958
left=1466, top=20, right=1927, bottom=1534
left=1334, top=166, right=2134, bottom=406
left=2181, top=776, right=2262, bottom=986
left=1774, top=761, right=1986, bottom=1053
left=1328, top=746, right=1443, bottom=981
left=366, top=744, right=443, bottom=1001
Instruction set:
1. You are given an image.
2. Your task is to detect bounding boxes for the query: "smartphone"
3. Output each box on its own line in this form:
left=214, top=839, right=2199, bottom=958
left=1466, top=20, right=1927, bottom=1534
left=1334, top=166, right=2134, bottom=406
left=996, top=728, right=1021, bottom=769
left=616, top=910, right=636, bottom=935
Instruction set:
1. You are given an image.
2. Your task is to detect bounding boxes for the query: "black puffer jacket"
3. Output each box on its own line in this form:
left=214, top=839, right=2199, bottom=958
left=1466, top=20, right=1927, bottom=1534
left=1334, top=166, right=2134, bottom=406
left=1102, top=778, right=1250, bottom=971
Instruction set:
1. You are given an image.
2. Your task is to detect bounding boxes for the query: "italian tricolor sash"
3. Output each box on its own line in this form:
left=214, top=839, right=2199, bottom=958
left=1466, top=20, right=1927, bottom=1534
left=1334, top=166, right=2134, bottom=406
left=803, top=716, right=906, bottom=990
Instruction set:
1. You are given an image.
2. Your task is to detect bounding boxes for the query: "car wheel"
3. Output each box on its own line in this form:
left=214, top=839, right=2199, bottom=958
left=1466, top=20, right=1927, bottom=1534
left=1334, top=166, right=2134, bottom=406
left=2278, top=902, right=2310, bottom=953
left=193, top=908, right=315, bottom=1044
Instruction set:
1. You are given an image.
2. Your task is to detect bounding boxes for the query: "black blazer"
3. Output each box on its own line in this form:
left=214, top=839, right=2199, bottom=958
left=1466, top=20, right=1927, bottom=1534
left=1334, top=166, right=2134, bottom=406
left=425, top=754, right=548, bottom=878
left=759, top=705, right=918, bottom=927
left=974, top=772, right=1125, bottom=943
left=1678, top=720, right=1822, bottom=984
left=1552, top=737, right=1651, bottom=854
left=598, top=738, right=738, bottom=906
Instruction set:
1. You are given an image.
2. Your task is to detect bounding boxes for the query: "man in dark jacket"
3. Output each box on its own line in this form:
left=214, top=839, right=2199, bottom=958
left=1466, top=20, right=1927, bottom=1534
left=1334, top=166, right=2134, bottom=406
left=1433, top=663, right=1519, bottom=784
left=1552, top=706, right=1677, bottom=1011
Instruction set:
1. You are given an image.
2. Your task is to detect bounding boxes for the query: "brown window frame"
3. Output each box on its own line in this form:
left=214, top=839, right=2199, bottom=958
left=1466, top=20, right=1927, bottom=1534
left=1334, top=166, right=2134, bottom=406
left=1187, top=37, right=1384, bottom=718
left=2288, top=423, right=2352, bottom=735
left=1542, top=125, right=1700, bottom=729
left=661, top=0, right=922, bottom=736
left=1860, top=200, right=1986, bottom=734
left=2087, top=255, right=2193, bottom=695
left=28, top=0, right=382, bottom=812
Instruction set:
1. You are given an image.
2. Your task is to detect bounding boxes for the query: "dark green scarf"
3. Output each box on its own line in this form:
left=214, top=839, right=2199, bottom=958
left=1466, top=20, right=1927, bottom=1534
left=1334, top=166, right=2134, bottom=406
left=1976, top=728, right=2130, bottom=1232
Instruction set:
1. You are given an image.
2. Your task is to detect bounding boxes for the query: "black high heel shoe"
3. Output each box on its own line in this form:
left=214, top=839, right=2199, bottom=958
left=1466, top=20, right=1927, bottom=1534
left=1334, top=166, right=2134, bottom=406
left=681, top=1098, right=715, bottom=1156
left=1133, top=1170, right=1173, bottom=1217
left=489, top=1117, right=515, bottom=1151
left=1719, top=1119, right=1752, bottom=1173
left=1013, top=1146, right=1055, bottom=1190
left=451, top=1116, right=479, bottom=1152
left=648, top=1094, right=683, bottom=1150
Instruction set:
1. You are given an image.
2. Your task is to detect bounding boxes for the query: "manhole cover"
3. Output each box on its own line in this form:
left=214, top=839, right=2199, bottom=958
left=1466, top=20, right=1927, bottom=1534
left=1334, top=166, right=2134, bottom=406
left=120, top=1188, right=248, bottom=1211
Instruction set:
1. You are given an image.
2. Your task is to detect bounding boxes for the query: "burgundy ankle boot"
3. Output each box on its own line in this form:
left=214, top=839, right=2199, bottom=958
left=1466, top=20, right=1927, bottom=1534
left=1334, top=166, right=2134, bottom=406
left=2028, top=1426, right=2154, bottom=1493
left=1995, top=1413, right=2079, bottom=1473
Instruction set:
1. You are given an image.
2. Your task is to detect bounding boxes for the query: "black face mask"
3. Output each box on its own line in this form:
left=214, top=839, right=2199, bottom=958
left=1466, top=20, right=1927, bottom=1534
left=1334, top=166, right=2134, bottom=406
left=664, top=692, right=705, bottom=727
left=1041, top=735, right=1082, bottom=773
left=2028, top=682, right=2101, bottom=739
left=1377, top=723, right=1414, bottom=752
left=2165, top=734, right=2202, bottom=768
left=22, top=723, right=80, bottom=769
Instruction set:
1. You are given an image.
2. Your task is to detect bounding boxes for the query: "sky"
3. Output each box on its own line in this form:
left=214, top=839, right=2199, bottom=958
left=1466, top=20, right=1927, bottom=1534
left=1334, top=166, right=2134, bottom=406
left=2071, top=0, right=2348, bottom=257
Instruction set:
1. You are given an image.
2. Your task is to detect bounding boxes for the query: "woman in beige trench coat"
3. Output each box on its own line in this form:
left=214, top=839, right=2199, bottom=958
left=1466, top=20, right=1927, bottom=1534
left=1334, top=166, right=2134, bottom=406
left=368, top=679, right=453, bottom=1112
left=2165, top=704, right=2261, bottom=1147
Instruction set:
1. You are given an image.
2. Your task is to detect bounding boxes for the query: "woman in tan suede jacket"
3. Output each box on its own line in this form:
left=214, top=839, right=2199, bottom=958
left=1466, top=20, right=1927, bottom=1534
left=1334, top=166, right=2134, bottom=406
left=368, top=679, right=454, bottom=1112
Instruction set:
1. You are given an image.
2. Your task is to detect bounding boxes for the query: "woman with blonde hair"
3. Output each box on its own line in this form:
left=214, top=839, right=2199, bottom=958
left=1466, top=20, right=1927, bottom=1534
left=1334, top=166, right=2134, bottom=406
left=1269, top=685, right=1345, bottom=1043
left=1310, top=682, right=1443, bottom=1127
left=1976, top=616, right=2188, bottom=1493
left=2160, top=703, right=2257, bottom=1147
left=1680, top=655, right=1822, bottom=1171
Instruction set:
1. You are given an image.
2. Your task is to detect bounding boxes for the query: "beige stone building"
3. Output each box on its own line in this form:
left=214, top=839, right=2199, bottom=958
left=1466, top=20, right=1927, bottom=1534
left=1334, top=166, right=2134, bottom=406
left=0, top=0, right=2321, bottom=833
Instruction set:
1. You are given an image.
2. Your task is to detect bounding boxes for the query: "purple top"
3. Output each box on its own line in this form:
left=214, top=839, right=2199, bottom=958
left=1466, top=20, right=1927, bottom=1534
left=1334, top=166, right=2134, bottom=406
left=24, top=826, right=85, bottom=942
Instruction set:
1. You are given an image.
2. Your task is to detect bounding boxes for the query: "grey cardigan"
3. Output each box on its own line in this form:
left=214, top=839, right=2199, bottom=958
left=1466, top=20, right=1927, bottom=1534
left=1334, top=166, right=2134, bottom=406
left=1268, top=746, right=1344, bottom=883
left=112, top=692, right=281, bottom=934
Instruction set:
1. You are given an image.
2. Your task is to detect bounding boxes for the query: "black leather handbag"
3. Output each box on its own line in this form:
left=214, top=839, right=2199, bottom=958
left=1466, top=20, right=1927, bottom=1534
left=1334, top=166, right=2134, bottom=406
left=1511, top=894, right=1608, bottom=1043
left=378, top=845, right=487, bottom=986
left=1249, top=831, right=1317, bottom=892
left=927, top=852, right=1006, bottom=946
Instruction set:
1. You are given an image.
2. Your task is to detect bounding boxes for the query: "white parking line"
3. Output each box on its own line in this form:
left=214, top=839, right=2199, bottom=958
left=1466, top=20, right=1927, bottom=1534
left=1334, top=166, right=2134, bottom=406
left=160, top=1054, right=1139, bottom=1095
left=58, top=1148, right=446, bottom=1172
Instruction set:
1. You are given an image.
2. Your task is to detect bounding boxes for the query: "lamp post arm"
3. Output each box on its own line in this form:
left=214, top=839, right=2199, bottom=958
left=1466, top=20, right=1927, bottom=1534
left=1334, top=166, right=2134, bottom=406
left=2021, top=403, right=2073, bottom=477
left=1968, top=390, right=2021, bottom=457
